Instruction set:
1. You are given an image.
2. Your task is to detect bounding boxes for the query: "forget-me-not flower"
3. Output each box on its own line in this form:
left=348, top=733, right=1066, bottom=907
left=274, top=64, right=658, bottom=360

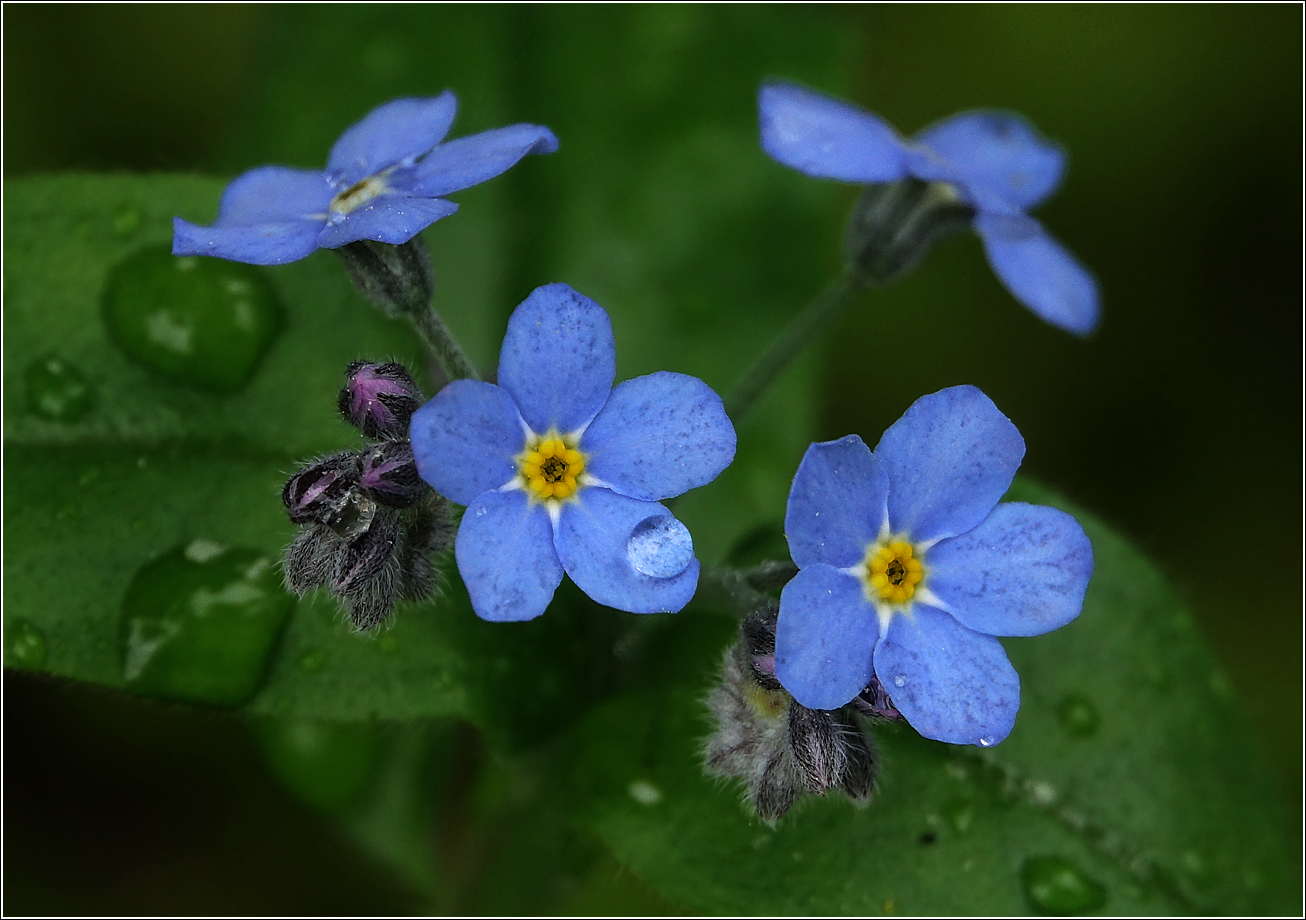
left=173, top=92, right=558, bottom=265
left=775, top=385, right=1092, bottom=746
left=409, top=283, right=737, bottom=622
left=759, top=80, right=1099, bottom=335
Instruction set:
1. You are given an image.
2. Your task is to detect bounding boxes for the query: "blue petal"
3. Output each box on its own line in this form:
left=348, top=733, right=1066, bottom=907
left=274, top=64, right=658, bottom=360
left=784, top=435, right=889, bottom=569
left=926, top=503, right=1093, bottom=637
left=172, top=217, right=323, bottom=266
left=410, top=380, right=524, bottom=505
left=774, top=563, right=879, bottom=710
left=554, top=488, right=699, bottom=614
left=911, top=111, right=1065, bottom=212
left=211, top=166, right=333, bottom=225
left=874, top=604, right=1019, bottom=745
left=581, top=372, right=735, bottom=501
left=316, top=196, right=459, bottom=249
left=975, top=213, right=1100, bottom=336
left=401, top=124, right=560, bottom=198
left=875, top=385, right=1025, bottom=543
left=758, top=80, right=909, bottom=183
left=497, top=283, right=616, bottom=435
left=326, top=93, right=458, bottom=185
left=455, top=489, right=563, bottom=622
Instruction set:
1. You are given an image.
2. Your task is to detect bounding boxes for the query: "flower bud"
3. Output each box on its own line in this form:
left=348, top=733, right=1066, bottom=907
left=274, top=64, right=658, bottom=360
left=842, top=178, right=976, bottom=286
left=281, top=452, right=361, bottom=526
left=359, top=440, right=425, bottom=507
left=338, top=361, right=424, bottom=440
left=334, top=237, right=436, bottom=317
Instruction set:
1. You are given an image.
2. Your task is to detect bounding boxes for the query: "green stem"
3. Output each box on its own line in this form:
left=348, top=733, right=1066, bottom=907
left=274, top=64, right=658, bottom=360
left=723, top=272, right=864, bottom=422
left=410, top=306, right=479, bottom=383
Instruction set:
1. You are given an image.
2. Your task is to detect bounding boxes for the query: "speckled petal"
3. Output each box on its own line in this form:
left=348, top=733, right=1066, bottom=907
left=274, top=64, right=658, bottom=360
left=926, top=502, right=1093, bottom=637
left=554, top=488, right=699, bottom=614
left=172, top=217, right=323, bottom=266
left=975, top=212, right=1100, bottom=336
left=327, top=93, right=458, bottom=185
left=455, top=489, right=563, bottom=622
left=913, top=110, right=1066, bottom=211
left=759, top=81, right=908, bottom=183
left=775, top=563, right=879, bottom=710
left=316, top=196, right=459, bottom=249
left=409, top=380, right=524, bottom=505
left=784, top=435, right=888, bottom=569
left=402, top=123, right=559, bottom=198
left=874, top=604, right=1020, bottom=746
left=874, top=385, right=1025, bottom=543
left=497, top=283, right=616, bottom=435
left=582, top=371, right=735, bottom=501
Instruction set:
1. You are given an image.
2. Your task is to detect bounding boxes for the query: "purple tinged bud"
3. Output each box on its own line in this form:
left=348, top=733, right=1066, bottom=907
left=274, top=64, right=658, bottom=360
left=359, top=441, right=425, bottom=507
left=338, top=361, right=424, bottom=439
left=282, top=452, right=361, bottom=525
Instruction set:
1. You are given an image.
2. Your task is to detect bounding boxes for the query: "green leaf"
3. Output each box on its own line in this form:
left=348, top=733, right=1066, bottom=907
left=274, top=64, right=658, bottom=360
left=1, top=174, right=600, bottom=747
left=567, top=481, right=1294, bottom=915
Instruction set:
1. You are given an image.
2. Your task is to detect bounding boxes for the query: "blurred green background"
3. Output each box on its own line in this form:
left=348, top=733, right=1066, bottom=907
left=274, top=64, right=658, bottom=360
left=3, top=4, right=1300, bottom=914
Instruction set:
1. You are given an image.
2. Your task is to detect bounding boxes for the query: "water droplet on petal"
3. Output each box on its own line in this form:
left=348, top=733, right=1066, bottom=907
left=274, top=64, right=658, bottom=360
left=627, top=515, right=694, bottom=578
left=26, top=355, right=94, bottom=421
left=977, top=736, right=995, bottom=747
left=627, top=779, right=662, bottom=805
left=1056, top=694, right=1100, bottom=737
left=1020, top=855, right=1107, bottom=914
left=120, top=540, right=294, bottom=707
left=4, top=619, right=48, bottom=669
left=254, top=718, right=379, bottom=811
left=893, top=675, right=906, bottom=688
left=101, top=245, right=283, bottom=393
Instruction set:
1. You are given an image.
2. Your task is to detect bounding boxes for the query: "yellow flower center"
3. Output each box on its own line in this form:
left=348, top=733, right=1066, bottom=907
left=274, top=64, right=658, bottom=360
left=864, top=539, right=925, bottom=604
left=330, top=175, right=387, bottom=215
left=518, top=433, right=586, bottom=501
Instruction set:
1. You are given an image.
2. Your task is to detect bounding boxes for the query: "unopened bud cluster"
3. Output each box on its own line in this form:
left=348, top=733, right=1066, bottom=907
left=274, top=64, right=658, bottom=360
left=704, top=604, right=902, bottom=822
left=282, top=361, right=453, bottom=630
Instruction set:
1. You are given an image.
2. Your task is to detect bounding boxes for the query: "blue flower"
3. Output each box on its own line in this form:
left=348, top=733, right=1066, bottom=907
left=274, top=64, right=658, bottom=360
left=173, top=93, right=558, bottom=266
left=775, top=385, right=1092, bottom=746
left=759, top=80, right=1099, bottom=336
left=409, top=283, right=737, bottom=621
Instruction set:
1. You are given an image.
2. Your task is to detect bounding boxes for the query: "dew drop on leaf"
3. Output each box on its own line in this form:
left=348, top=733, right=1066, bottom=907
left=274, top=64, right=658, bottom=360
left=4, top=618, right=48, bottom=669
left=1020, top=855, right=1107, bottom=915
left=101, top=245, right=284, bottom=394
left=26, top=354, right=94, bottom=421
left=120, top=539, right=294, bottom=707
left=253, top=718, right=379, bottom=812
left=1056, top=694, right=1100, bottom=737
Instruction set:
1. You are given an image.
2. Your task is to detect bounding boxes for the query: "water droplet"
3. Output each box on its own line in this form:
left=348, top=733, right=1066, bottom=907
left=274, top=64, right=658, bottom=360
left=977, top=735, right=995, bottom=747
left=627, top=779, right=662, bottom=805
left=101, top=245, right=283, bottom=394
left=26, top=355, right=94, bottom=421
left=120, top=540, right=294, bottom=707
left=298, top=649, right=326, bottom=673
left=4, top=619, right=48, bottom=669
left=893, top=675, right=906, bottom=688
left=943, top=798, right=976, bottom=834
left=254, top=718, right=378, bottom=811
left=1020, top=855, right=1107, bottom=915
left=627, top=515, right=694, bottom=578
left=1056, top=694, right=1100, bottom=737
left=113, top=207, right=142, bottom=238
